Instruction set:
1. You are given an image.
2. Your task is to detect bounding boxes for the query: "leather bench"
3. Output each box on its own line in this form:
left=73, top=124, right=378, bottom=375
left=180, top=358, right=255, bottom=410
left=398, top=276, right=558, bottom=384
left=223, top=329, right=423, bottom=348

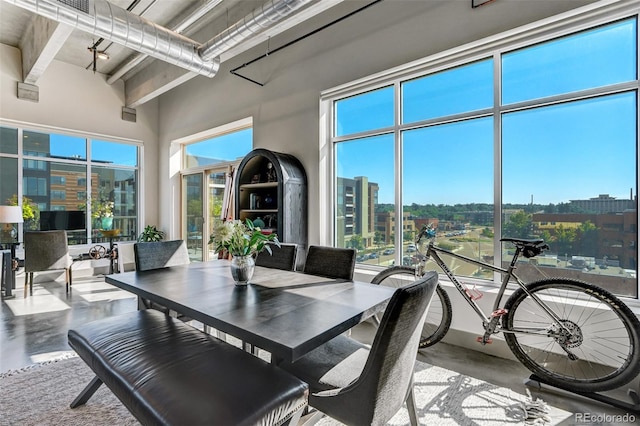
left=68, top=309, right=309, bottom=426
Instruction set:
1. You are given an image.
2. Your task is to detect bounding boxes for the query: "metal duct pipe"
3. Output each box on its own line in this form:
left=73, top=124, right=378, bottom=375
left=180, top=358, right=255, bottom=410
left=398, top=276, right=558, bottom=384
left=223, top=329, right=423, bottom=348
left=107, top=0, right=223, bottom=84
left=6, top=0, right=220, bottom=77
left=198, top=0, right=317, bottom=61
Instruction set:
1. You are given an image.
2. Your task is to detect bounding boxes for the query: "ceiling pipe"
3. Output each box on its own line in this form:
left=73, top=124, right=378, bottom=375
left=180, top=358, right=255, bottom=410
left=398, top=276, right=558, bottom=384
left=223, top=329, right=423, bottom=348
left=5, top=0, right=220, bottom=77
left=107, top=0, right=223, bottom=84
left=197, top=0, right=318, bottom=62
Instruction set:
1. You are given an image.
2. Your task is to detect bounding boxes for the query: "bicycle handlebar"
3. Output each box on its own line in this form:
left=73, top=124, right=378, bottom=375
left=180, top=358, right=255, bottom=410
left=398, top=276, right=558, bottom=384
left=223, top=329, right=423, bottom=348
left=417, top=225, right=436, bottom=243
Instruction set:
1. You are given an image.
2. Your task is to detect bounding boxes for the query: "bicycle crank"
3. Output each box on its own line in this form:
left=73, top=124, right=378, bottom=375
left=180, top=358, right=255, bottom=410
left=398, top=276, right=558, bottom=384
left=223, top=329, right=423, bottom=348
left=478, top=313, right=508, bottom=344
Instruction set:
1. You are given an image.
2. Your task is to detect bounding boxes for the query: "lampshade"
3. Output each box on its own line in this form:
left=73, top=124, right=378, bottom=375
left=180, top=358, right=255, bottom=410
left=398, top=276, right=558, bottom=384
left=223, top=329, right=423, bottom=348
left=0, top=206, right=24, bottom=224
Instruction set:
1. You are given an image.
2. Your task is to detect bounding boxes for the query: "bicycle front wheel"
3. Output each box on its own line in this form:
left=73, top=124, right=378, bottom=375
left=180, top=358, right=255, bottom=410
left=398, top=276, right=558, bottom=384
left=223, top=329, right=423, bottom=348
left=503, top=278, right=640, bottom=393
left=372, top=266, right=452, bottom=348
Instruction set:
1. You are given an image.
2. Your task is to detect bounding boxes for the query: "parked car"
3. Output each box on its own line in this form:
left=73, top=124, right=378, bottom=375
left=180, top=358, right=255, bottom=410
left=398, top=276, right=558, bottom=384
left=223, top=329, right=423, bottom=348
left=382, top=248, right=395, bottom=255
left=368, top=252, right=378, bottom=259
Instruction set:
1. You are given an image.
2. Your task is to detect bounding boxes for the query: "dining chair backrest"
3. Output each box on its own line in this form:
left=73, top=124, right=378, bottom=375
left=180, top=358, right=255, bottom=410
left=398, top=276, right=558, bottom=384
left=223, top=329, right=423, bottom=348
left=302, top=245, right=356, bottom=280
left=310, top=271, right=438, bottom=425
left=255, top=243, right=298, bottom=271
left=24, top=230, right=72, bottom=273
left=134, top=240, right=190, bottom=271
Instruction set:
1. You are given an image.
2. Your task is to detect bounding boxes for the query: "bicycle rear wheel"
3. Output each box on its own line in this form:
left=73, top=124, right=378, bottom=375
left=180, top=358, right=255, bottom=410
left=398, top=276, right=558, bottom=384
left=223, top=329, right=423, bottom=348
left=372, top=266, right=452, bottom=348
left=503, top=278, right=640, bottom=393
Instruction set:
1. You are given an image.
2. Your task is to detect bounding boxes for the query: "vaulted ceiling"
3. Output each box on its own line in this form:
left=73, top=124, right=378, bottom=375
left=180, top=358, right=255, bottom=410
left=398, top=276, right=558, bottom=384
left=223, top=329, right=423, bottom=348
left=0, top=0, right=358, bottom=107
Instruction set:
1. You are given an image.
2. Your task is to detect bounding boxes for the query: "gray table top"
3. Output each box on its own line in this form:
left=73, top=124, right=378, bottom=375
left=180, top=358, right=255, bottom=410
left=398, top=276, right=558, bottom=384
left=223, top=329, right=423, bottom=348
left=105, top=260, right=395, bottom=363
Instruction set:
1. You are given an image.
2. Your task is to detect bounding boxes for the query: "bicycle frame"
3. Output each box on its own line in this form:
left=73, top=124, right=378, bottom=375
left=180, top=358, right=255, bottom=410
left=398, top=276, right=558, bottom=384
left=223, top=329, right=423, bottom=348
left=417, top=238, right=567, bottom=340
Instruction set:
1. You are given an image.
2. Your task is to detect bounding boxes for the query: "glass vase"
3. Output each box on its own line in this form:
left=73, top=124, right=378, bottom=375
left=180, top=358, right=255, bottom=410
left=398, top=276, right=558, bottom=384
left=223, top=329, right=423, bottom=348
left=101, top=217, right=113, bottom=230
left=230, top=255, right=255, bottom=285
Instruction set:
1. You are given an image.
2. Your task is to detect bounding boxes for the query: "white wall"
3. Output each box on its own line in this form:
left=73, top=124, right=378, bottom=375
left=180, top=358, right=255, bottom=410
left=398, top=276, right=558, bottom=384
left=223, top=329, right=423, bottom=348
left=157, top=0, right=596, bottom=243
left=0, top=43, right=160, bottom=230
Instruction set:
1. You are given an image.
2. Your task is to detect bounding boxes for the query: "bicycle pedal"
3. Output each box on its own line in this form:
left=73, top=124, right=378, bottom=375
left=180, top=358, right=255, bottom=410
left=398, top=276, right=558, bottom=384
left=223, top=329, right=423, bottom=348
left=476, top=336, right=493, bottom=344
left=491, top=309, right=508, bottom=317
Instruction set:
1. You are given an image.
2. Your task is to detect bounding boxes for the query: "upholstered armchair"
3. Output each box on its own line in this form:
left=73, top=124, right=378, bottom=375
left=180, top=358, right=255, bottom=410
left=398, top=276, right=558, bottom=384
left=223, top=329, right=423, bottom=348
left=24, top=230, right=73, bottom=296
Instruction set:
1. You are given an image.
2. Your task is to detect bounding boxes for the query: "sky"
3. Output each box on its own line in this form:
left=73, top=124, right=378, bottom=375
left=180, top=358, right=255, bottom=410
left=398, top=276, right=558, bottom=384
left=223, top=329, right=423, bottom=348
left=44, top=134, right=138, bottom=167
left=37, top=19, right=637, bottom=208
left=335, top=18, right=637, bottom=206
left=45, top=129, right=253, bottom=168
left=185, top=128, right=253, bottom=162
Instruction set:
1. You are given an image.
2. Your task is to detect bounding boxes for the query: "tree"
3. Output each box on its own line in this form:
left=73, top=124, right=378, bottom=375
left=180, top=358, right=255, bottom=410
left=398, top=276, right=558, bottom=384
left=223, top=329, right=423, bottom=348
left=349, top=234, right=364, bottom=250
left=503, top=211, right=532, bottom=239
left=374, top=231, right=385, bottom=245
left=7, top=195, right=39, bottom=230
left=575, top=221, right=598, bottom=257
left=539, top=230, right=553, bottom=245
left=555, top=225, right=576, bottom=256
left=403, top=230, right=415, bottom=242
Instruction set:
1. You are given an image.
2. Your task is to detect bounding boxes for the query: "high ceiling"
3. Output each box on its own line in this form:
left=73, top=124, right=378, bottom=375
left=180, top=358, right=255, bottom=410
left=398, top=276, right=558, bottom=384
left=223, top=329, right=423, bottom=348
left=0, top=0, right=354, bottom=107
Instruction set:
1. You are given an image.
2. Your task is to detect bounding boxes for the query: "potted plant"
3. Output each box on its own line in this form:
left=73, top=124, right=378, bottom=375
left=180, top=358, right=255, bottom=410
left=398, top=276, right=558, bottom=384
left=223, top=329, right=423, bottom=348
left=209, top=218, right=279, bottom=285
left=93, top=199, right=115, bottom=230
left=138, top=225, right=165, bottom=242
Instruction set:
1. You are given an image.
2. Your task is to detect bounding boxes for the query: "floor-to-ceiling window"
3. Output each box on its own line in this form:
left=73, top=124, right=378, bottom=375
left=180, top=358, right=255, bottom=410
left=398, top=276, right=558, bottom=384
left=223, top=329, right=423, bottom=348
left=180, top=119, right=252, bottom=261
left=0, top=125, right=140, bottom=245
left=325, top=6, right=638, bottom=299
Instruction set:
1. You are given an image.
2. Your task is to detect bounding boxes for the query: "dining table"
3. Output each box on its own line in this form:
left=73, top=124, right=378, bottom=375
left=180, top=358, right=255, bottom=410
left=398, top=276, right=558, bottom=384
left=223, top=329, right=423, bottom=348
left=105, top=260, right=396, bottom=364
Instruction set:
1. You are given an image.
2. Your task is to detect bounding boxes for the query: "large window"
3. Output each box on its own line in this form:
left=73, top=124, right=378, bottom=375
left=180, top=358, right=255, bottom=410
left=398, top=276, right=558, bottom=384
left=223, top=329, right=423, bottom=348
left=0, top=126, right=140, bottom=245
left=180, top=119, right=253, bottom=261
left=327, top=12, right=638, bottom=299
left=184, top=127, right=252, bottom=168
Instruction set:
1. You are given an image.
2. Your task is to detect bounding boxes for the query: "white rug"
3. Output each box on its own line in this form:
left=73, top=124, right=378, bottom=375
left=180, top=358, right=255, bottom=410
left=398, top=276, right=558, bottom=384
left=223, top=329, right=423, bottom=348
left=0, top=353, right=572, bottom=425
left=317, top=360, right=570, bottom=426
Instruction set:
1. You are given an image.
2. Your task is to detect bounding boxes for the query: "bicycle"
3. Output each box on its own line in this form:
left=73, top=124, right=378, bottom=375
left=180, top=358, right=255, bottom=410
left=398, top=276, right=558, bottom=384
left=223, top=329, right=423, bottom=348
left=372, top=225, right=640, bottom=393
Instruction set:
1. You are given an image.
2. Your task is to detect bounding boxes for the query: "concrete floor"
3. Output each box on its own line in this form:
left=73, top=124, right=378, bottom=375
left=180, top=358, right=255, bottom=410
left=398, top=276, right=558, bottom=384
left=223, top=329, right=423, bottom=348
left=1, top=271, right=638, bottom=425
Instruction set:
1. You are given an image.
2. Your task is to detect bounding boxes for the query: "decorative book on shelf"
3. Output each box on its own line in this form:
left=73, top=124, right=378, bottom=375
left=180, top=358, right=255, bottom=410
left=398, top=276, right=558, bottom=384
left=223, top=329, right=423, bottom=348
left=235, top=149, right=307, bottom=257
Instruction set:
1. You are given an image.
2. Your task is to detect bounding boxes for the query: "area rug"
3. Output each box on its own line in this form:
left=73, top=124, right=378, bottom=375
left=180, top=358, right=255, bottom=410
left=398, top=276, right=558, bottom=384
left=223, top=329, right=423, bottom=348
left=0, top=353, right=571, bottom=425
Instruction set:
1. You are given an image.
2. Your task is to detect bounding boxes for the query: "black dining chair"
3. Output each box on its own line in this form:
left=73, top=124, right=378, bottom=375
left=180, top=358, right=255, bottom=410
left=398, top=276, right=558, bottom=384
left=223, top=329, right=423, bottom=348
left=277, top=271, right=439, bottom=426
left=255, top=243, right=298, bottom=271
left=133, top=239, right=190, bottom=271
left=302, top=245, right=356, bottom=280
left=133, top=240, right=191, bottom=318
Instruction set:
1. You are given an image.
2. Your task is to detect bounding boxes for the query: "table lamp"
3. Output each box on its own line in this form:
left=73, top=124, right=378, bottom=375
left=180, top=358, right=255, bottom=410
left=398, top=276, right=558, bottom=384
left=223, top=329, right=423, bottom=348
left=0, top=205, right=22, bottom=299
left=0, top=205, right=23, bottom=242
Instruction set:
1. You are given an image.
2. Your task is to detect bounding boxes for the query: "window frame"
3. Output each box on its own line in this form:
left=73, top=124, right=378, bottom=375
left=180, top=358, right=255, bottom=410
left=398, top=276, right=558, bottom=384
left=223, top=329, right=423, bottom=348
left=176, top=117, right=253, bottom=261
left=320, top=1, right=640, bottom=301
left=0, top=120, right=142, bottom=246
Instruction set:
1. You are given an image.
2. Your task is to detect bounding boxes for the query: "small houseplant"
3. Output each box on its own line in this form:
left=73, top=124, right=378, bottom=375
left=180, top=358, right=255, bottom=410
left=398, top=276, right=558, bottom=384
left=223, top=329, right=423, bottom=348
left=93, top=199, right=114, bottom=230
left=209, top=218, right=279, bottom=284
left=138, top=225, right=165, bottom=242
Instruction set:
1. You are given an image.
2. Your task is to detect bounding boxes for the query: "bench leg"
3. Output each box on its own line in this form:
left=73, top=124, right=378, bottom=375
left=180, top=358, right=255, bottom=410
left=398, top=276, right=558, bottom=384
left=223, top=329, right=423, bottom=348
left=70, top=375, right=103, bottom=408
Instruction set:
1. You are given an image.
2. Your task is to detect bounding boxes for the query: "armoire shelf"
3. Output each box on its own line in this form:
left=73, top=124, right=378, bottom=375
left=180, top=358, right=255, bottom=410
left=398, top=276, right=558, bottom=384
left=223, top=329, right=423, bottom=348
left=235, top=149, right=307, bottom=258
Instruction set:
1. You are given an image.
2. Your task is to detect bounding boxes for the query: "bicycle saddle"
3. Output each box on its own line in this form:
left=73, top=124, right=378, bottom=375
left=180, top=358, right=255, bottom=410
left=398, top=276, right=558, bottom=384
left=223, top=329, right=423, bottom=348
left=500, top=237, right=544, bottom=246
left=501, top=238, right=549, bottom=258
